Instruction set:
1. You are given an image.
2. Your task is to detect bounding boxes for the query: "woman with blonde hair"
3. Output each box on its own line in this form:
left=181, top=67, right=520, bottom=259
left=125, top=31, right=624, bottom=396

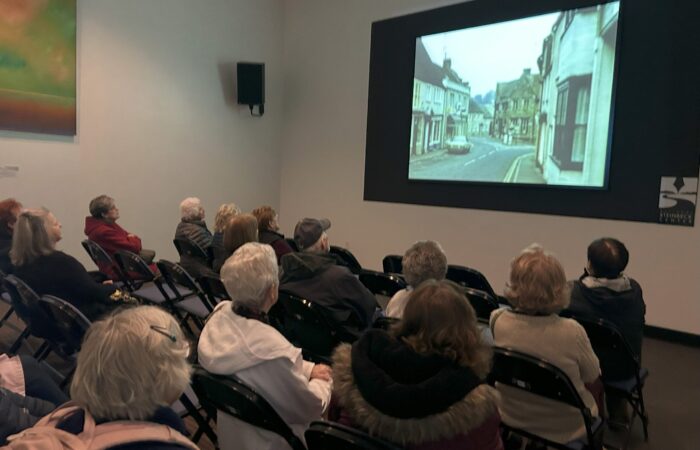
left=490, top=244, right=600, bottom=444
left=11, top=208, right=120, bottom=321
left=332, top=280, right=503, bottom=450
left=211, top=202, right=240, bottom=272
left=251, top=205, right=294, bottom=263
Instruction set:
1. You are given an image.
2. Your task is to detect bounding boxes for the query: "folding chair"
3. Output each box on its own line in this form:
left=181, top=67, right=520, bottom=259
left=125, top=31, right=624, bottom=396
left=306, top=420, right=403, bottom=450
left=462, top=287, right=500, bottom=324
left=173, top=238, right=211, bottom=264
left=156, top=260, right=215, bottom=330
left=330, top=245, right=362, bottom=275
left=564, top=314, right=649, bottom=448
left=359, top=270, right=406, bottom=298
left=198, top=274, right=229, bottom=306
left=191, top=368, right=306, bottom=450
left=381, top=254, right=403, bottom=275
left=446, top=264, right=506, bottom=303
left=490, top=346, right=604, bottom=450
left=114, top=250, right=178, bottom=303
left=81, top=239, right=129, bottom=285
left=2, top=275, right=52, bottom=356
left=0, top=269, right=20, bottom=334
left=268, top=291, right=348, bottom=361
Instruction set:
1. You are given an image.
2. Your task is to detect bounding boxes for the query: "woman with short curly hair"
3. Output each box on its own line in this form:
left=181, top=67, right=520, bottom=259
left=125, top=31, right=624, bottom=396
left=490, top=244, right=600, bottom=444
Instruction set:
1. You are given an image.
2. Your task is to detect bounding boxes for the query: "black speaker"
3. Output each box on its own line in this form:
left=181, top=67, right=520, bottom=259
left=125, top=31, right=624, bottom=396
left=237, top=62, right=265, bottom=106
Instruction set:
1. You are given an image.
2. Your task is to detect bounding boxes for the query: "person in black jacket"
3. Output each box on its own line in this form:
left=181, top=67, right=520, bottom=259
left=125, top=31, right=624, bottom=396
left=0, top=198, right=22, bottom=274
left=10, top=208, right=120, bottom=321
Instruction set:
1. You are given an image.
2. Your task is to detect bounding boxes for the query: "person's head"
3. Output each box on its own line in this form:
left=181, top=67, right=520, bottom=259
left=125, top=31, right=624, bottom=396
left=221, top=242, right=279, bottom=313
left=10, top=208, right=62, bottom=266
left=402, top=240, right=448, bottom=287
left=586, top=237, right=629, bottom=279
left=0, top=198, right=22, bottom=235
left=214, top=203, right=240, bottom=233
left=89, top=195, right=119, bottom=222
left=179, top=197, right=205, bottom=222
left=70, top=306, right=191, bottom=421
left=504, top=243, right=569, bottom=315
left=395, top=280, right=491, bottom=378
left=294, top=217, right=331, bottom=253
left=223, top=213, right=258, bottom=255
left=251, top=205, right=279, bottom=233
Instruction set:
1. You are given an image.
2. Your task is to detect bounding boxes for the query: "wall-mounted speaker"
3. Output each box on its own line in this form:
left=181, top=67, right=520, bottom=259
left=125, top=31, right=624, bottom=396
left=237, top=62, right=265, bottom=108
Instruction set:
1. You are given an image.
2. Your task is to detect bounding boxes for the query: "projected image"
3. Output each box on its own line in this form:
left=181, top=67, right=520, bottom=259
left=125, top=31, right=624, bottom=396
left=408, top=2, right=620, bottom=187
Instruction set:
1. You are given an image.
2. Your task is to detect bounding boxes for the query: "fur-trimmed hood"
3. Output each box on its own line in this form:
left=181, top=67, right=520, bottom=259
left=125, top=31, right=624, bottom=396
left=332, top=333, right=500, bottom=446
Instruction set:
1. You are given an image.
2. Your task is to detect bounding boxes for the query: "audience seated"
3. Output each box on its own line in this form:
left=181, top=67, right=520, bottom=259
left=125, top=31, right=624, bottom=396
left=567, top=237, right=646, bottom=369
left=11, top=208, right=121, bottom=321
left=7, top=306, right=197, bottom=449
left=252, top=205, right=294, bottom=263
left=490, top=244, right=601, bottom=444
left=174, top=197, right=215, bottom=279
left=0, top=198, right=22, bottom=274
left=84, top=194, right=156, bottom=278
left=385, top=240, right=447, bottom=318
left=280, top=218, right=378, bottom=338
left=213, top=213, right=258, bottom=273
left=198, top=242, right=332, bottom=449
left=211, top=202, right=240, bottom=273
left=332, top=280, right=503, bottom=450
left=0, top=353, right=69, bottom=444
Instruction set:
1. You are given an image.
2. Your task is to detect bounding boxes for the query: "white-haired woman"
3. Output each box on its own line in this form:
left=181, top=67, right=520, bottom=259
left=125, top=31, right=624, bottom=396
left=490, top=244, right=601, bottom=444
left=9, top=306, right=197, bottom=449
left=11, top=208, right=120, bottom=321
left=174, top=197, right=214, bottom=278
left=385, top=240, right=448, bottom=318
left=198, top=242, right=332, bottom=449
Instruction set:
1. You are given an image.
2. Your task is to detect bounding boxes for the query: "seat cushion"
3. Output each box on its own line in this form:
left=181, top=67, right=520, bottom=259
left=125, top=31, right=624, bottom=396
left=175, top=297, right=211, bottom=319
left=605, top=368, right=649, bottom=392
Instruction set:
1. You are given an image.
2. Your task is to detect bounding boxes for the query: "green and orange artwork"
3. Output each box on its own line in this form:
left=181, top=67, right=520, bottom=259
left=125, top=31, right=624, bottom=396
left=0, top=0, right=76, bottom=135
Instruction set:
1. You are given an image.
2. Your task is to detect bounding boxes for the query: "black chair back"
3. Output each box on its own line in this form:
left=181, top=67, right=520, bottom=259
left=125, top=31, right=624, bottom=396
left=490, top=346, right=602, bottom=448
left=157, top=260, right=214, bottom=313
left=198, top=275, right=228, bottom=305
left=82, top=239, right=126, bottom=281
left=359, top=270, right=406, bottom=298
left=173, top=238, right=210, bottom=262
left=38, top=295, right=91, bottom=355
left=462, top=287, right=499, bottom=324
left=562, top=313, right=639, bottom=382
left=381, top=255, right=403, bottom=275
left=114, top=250, right=157, bottom=286
left=372, top=316, right=400, bottom=331
left=191, top=368, right=306, bottom=450
left=269, top=291, right=345, bottom=360
left=446, top=264, right=499, bottom=299
left=330, top=246, right=362, bottom=275
left=305, top=421, right=403, bottom=450
left=2, top=275, right=52, bottom=336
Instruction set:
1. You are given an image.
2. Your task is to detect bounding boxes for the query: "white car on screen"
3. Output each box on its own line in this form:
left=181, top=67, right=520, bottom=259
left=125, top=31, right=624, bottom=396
left=446, top=136, right=472, bottom=154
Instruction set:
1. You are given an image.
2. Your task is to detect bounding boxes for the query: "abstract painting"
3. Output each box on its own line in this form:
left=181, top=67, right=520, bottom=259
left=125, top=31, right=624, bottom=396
left=0, top=0, right=76, bottom=135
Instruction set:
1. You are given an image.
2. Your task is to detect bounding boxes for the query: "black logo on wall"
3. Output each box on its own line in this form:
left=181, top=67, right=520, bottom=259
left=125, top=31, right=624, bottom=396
left=658, top=177, right=697, bottom=226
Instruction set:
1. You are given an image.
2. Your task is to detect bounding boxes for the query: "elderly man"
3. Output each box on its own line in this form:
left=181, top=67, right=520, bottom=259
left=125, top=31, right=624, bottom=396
left=174, top=197, right=214, bottom=278
left=198, top=242, right=332, bottom=449
left=280, top=218, right=377, bottom=337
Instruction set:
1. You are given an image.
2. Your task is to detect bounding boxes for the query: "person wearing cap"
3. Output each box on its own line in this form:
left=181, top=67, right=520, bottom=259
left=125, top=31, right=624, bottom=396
left=279, top=218, right=378, bottom=338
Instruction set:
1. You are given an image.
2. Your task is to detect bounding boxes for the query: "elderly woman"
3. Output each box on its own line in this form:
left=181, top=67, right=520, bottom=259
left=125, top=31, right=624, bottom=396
left=174, top=197, right=214, bottom=278
left=0, top=198, right=22, bottom=274
left=9, top=306, right=197, bottom=449
left=198, top=242, right=332, bottom=449
left=11, top=208, right=120, bottom=321
left=211, top=213, right=258, bottom=274
left=84, top=195, right=156, bottom=276
left=332, top=280, right=503, bottom=450
left=211, top=202, right=240, bottom=272
left=385, top=240, right=447, bottom=318
left=251, top=205, right=294, bottom=263
left=490, top=244, right=600, bottom=444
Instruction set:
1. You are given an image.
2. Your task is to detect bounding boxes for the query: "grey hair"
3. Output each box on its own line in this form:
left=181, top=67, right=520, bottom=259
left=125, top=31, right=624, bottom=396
left=70, top=306, right=191, bottom=421
left=221, top=242, right=278, bottom=310
left=402, top=240, right=448, bottom=287
left=214, top=203, right=240, bottom=233
left=10, top=208, right=55, bottom=266
left=180, top=197, right=203, bottom=221
left=88, top=195, right=115, bottom=218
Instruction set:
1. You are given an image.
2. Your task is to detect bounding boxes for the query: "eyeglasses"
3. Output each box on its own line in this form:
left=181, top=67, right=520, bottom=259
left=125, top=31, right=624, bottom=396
left=149, top=325, right=177, bottom=342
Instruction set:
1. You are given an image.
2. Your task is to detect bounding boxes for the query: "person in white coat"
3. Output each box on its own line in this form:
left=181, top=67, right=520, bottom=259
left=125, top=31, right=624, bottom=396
left=198, top=242, right=332, bottom=450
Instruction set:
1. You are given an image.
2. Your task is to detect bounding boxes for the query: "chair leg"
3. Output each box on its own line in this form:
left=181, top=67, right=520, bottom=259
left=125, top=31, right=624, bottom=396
left=0, top=306, right=15, bottom=326
left=34, top=342, right=52, bottom=361
left=179, top=393, right=217, bottom=445
left=8, top=327, right=31, bottom=354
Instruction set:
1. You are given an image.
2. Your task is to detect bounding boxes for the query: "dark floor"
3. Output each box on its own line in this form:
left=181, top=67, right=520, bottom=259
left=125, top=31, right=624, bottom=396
left=1, top=301, right=698, bottom=450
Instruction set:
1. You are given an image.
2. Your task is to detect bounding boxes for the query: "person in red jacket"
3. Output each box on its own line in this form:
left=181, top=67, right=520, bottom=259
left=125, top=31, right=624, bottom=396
left=84, top=195, right=156, bottom=279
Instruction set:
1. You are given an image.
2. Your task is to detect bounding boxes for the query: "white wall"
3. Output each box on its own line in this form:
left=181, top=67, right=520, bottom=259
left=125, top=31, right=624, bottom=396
left=279, top=0, right=700, bottom=334
left=0, top=0, right=285, bottom=264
